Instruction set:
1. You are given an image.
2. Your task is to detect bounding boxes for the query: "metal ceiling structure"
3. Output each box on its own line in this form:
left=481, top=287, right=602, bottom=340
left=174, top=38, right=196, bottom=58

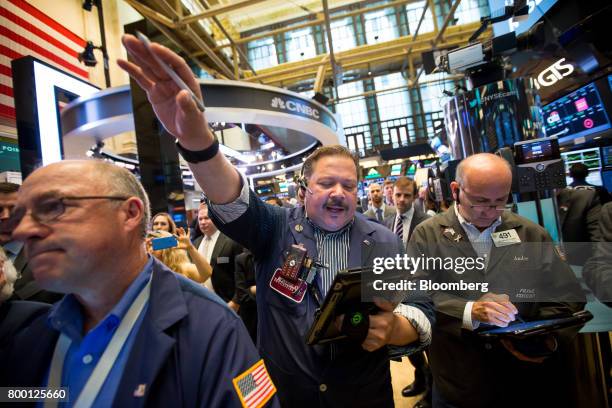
left=122, top=0, right=492, bottom=94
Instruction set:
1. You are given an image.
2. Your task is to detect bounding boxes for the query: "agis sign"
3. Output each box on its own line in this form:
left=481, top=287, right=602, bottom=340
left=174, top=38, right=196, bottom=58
left=534, top=58, right=574, bottom=89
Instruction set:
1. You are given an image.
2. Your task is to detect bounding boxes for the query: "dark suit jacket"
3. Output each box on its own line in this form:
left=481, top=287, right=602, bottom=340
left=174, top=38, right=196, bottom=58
left=383, top=206, right=429, bottom=246
left=9, top=248, right=62, bottom=304
left=0, top=259, right=277, bottom=408
left=0, top=300, right=50, bottom=353
left=234, top=251, right=257, bottom=342
left=557, top=188, right=602, bottom=265
left=194, top=232, right=243, bottom=303
left=363, top=204, right=395, bottom=221
left=583, top=202, right=612, bottom=306
left=410, top=207, right=585, bottom=407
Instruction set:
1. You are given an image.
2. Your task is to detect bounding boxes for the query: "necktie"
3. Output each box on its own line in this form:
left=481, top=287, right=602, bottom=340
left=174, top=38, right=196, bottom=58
left=395, top=215, right=404, bottom=241
left=376, top=208, right=383, bottom=222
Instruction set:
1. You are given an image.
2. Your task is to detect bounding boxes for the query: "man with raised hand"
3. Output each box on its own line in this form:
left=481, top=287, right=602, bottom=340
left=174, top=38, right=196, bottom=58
left=119, top=34, right=433, bottom=407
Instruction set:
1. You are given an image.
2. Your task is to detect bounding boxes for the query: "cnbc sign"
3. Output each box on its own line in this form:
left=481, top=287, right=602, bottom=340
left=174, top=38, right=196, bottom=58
left=270, top=97, right=320, bottom=120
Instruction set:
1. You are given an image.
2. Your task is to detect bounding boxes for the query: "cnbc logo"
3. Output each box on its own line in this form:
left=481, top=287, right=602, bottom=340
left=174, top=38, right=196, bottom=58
left=270, top=97, right=320, bottom=119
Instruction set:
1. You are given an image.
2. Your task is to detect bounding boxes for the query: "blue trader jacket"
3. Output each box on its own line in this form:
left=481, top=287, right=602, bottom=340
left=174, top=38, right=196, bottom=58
left=0, top=258, right=279, bottom=407
left=208, top=189, right=435, bottom=408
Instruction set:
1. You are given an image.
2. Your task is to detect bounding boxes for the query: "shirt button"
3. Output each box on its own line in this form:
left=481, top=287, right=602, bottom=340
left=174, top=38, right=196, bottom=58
left=82, top=354, right=93, bottom=364
left=319, top=384, right=327, bottom=392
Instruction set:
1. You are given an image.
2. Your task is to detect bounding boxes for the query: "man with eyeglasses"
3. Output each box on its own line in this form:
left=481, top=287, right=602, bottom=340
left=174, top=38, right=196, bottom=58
left=119, top=34, right=434, bottom=408
left=0, top=160, right=278, bottom=407
left=409, top=153, right=584, bottom=408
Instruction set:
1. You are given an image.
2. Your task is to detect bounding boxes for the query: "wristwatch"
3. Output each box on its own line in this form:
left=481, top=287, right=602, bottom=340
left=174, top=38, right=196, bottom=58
left=175, top=139, right=219, bottom=163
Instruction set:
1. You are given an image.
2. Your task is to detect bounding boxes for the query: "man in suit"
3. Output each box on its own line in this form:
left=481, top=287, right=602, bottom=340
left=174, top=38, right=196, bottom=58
left=194, top=202, right=243, bottom=312
left=0, top=182, right=61, bottom=304
left=383, top=178, right=395, bottom=206
left=1, top=160, right=277, bottom=407
left=410, top=153, right=584, bottom=408
left=383, top=177, right=431, bottom=405
left=557, top=187, right=602, bottom=265
left=119, top=33, right=434, bottom=407
left=384, top=177, right=429, bottom=248
left=363, top=182, right=395, bottom=221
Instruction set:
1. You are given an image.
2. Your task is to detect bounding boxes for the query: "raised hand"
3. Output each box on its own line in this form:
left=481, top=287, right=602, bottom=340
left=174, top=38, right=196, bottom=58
left=118, top=34, right=214, bottom=151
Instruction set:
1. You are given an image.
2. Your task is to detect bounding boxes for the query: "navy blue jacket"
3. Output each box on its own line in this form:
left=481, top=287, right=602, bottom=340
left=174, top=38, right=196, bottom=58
left=0, top=258, right=279, bottom=407
left=209, top=190, right=434, bottom=407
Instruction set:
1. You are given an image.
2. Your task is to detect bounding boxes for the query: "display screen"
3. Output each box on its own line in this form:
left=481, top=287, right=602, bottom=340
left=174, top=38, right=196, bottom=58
left=602, top=146, right=612, bottom=167
left=278, top=181, right=288, bottom=193
left=521, top=140, right=553, bottom=163
left=561, top=147, right=602, bottom=186
left=608, top=74, right=612, bottom=93
left=365, top=167, right=383, bottom=179
left=542, top=82, right=611, bottom=144
left=390, top=164, right=402, bottom=176
left=405, top=163, right=416, bottom=177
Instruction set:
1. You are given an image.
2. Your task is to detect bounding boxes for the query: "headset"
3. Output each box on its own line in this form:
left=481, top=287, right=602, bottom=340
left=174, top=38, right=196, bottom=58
left=296, top=166, right=313, bottom=195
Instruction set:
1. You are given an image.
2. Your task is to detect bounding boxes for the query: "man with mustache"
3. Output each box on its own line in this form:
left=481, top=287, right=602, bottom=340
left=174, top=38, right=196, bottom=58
left=119, top=34, right=434, bottom=407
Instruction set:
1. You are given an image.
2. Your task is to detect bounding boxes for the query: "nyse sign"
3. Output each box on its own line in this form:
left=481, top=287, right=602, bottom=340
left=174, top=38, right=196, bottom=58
left=534, top=58, right=574, bottom=89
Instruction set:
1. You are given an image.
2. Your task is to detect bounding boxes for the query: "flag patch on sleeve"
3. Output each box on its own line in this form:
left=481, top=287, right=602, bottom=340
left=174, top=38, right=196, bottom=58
left=232, top=359, right=276, bottom=408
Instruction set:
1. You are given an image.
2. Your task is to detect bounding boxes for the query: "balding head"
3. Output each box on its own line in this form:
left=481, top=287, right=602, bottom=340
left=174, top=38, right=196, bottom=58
left=451, top=154, right=512, bottom=229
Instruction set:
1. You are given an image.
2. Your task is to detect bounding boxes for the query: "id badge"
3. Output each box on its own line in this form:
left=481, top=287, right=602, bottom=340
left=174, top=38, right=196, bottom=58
left=269, top=268, right=307, bottom=303
left=492, top=229, right=521, bottom=247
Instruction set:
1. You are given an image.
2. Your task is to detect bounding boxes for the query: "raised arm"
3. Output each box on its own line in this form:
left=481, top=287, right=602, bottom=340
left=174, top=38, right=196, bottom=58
left=118, top=34, right=241, bottom=204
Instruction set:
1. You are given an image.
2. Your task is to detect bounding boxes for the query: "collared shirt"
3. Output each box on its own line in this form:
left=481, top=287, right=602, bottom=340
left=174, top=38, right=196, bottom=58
left=198, top=230, right=220, bottom=292
left=453, top=204, right=502, bottom=331
left=3, top=240, right=23, bottom=263
left=309, top=219, right=352, bottom=298
left=394, top=205, right=415, bottom=246
left=45, top=256, right=154, bottom=407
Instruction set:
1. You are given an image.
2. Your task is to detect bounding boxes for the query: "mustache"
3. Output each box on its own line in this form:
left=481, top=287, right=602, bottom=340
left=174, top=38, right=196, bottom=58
left=325, top=198, right=348, bottom=209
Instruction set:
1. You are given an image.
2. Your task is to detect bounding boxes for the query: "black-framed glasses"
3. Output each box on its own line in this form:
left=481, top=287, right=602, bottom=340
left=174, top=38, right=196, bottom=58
left=458, top=187, right=506, bottom=211
left=8, top=195, right=130, bottom=227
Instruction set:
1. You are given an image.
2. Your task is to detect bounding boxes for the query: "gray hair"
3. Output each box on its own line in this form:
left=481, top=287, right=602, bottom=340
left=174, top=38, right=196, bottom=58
left=455, top=153, right=512, bottom=186
left=89, top=161, right=151, bottom=238
left=0, top=249, right=17, bottom=303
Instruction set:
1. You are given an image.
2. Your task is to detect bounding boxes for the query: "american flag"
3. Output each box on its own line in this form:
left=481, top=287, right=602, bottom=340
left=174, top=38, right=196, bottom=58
left=233, top=359, right=276, bottom=408
left=0, top=0, right=89, bottom=122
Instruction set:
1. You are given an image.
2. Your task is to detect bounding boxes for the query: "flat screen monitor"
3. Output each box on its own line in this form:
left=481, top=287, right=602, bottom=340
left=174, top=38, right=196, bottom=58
left=515, top=137, right=560, bottom=164
left=542, top=82, right=611, bottom=144
left=390, top=164, right=402, bottom=176
left=602, top=169, right=612, bottom=192
left=364, top=167, right=383, bottom=179
left=602, top=145, right=612, bottom=167
left=406, top=163, right=417, bottom=177
left=561, top=147, right=602, bottom=186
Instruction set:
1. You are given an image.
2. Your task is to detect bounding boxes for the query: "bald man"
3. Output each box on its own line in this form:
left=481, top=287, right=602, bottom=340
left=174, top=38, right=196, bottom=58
left=363, top=182, right=395, bottom=221
left=409, top=153, right=584, bottom=408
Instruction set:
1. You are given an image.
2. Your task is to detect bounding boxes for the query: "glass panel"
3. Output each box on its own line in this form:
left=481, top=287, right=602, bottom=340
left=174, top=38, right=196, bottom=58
left=454, top=0, right=489, bottom=25
left=406, top=1, right=434, bottom=34
left=330, top=17, right=356, bottom=52
left=247, top=37, right=278, bottom=70
left=336, top=81, right=369, bottom=127
left=285, top=27, right=317, bottom=62
left=364, top=8, right=399, bottom=44
left=374, top=73, right=412, bottom=121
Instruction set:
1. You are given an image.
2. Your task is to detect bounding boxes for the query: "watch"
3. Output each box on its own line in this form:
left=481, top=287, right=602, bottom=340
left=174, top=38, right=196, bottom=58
left=175, top=139, right=219, bottom=163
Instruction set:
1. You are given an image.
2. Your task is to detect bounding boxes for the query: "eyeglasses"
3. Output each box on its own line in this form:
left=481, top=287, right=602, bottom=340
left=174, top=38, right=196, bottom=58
left=8, top=195, right=130, bottom=227
left=458, top=187, right=506, bottom=211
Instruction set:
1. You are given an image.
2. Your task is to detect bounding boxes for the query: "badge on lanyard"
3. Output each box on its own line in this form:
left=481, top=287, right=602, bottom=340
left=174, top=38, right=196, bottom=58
left=269, top=268, right=308, bottom=303
left=491, top=229, right=521, bottom=247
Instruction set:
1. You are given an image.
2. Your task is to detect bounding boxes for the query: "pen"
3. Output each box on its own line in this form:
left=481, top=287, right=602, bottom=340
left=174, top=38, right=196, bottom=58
left=515, top=314, right=525, bottom=323
left=136, top=31, right=206, bottom=112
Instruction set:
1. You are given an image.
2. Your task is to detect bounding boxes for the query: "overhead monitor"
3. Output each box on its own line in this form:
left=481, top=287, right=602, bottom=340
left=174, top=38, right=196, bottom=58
left=542, top=82, right=611, bottom=145
left=390, top=163, right=402, bottom=176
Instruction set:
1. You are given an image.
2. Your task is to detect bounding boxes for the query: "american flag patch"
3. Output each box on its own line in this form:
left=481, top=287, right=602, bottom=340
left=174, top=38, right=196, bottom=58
left=232, top=359, right=276, bottom=408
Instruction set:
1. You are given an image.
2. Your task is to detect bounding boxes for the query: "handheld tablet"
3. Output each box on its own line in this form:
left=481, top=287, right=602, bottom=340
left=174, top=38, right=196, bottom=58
left=476, top=310, right=593, bottom=338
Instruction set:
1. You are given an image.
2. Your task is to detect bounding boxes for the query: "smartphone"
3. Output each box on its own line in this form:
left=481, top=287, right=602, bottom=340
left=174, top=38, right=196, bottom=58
left=152, top=235, right=178, bottom=250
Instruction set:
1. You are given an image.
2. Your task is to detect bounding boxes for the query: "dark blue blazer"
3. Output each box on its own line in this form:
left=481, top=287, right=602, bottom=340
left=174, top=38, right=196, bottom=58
left=0, top=258, right=279, bottom=407
left=209, top=190, right=434, bottom=407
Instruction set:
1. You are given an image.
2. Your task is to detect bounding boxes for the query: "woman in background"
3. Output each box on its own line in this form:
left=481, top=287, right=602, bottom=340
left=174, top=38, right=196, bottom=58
left=147, top=228, right=212, bottom=283
left=151, top=212, right=177, bottom=234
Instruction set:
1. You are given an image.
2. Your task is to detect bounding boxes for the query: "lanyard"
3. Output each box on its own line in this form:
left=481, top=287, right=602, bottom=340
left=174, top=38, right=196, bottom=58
left=45, top=276, right=152, bottom=408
